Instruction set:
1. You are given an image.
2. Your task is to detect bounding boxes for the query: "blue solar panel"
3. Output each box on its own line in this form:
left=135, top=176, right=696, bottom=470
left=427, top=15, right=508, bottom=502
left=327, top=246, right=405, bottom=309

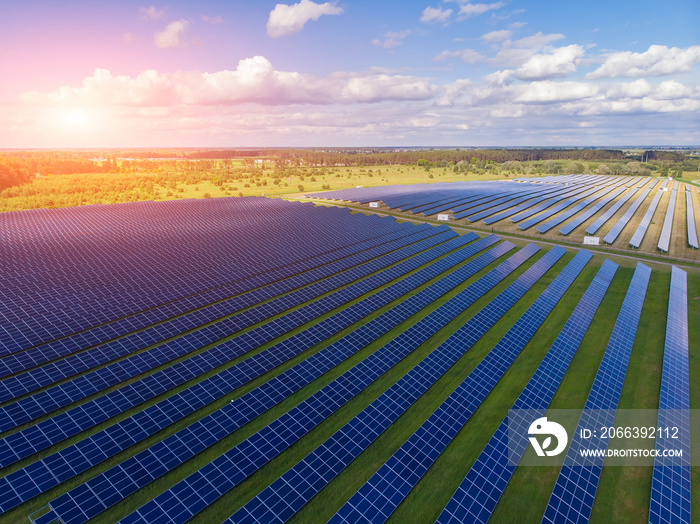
left=330, top=249, right=593, bottom=524
left=629, top=190, right=664, bottom=248
left=435, top=259, right=618, bottom=524
left=116, top=241, right=529, bottom=524
left=649, top=266, right=690, bottom=524
left=482, top=187, right=582, bottom=225
left=225, top=245, right=567, bottom=524
left=585, top=186, right=642, bottom=235
left=3, top=233, right=478, bottom=515
left=686, top=189, right=699, bottom=249
left=0, top=228, right=455, bottom=436
left=511, top=186, right=593, bottom=224
left=559, top=188, right=625, bottom=235
left=602, top=187, right=652, bottom=244
left=0, top=223, right=433, bottom=395
left=658, top=187, right=678, bottom=252
left=537, top=184, right=624, bottom=233
left=0, top=199, right=405, bottom=354
left=459, top=187, right=557, bottom=221
left=542, top=263, right=652, bottom=524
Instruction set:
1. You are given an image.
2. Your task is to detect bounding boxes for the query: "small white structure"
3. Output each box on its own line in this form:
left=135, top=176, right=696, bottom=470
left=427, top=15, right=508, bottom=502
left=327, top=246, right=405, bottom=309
left=369, top=202, right=380, bottom=208
left=583, top=236, right=600, bottom=245
left=437, top=214, right=451, bottom=221
left=356, top=185, right=363, bottom=188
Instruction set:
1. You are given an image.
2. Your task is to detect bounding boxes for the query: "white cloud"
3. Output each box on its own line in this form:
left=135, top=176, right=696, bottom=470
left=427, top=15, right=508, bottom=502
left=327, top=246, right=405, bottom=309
left=433, top=48, right=483, bottom=63
left=154, top=19, right=189, bottom=48
left=267, top=0, right=342, bottom=38
left=587, top=45, right=700, bottom=79
left=491, top=32, right=566, bottom=67
left=514, top=44, right=585, bottom=80
left=481, top=30, right=511, bottom=42
left=373, top=30, right=411, bottom=49
left=605, top=79, right=653, bottom=99
left=420, top=6, right=453, bottom=25
left=455, top=2, right=505, bottom=19
left=140, top=6, right=165, bottom=21
left=484, top=69, right=514, bottom=85
left=514, top=81, right=599, bottom=103
left=514, top=32, right=565, bottom=49
left=18, top=57, right=439, bottom=107
left=201, top=15, right=224, bottom=25
left=652, top=80, right=693, bottom=100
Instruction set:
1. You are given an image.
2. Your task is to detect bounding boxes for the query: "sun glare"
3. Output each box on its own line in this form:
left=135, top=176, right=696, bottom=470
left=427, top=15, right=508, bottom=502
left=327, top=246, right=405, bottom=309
left=58, top=108, right=92, bottom=129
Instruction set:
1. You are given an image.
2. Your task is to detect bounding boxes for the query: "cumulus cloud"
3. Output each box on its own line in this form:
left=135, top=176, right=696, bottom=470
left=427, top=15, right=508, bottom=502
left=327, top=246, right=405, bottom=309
left=481, top=30, right=511, bottom=42
left=267, top=0, right=342, bottom=38
left=514, top=44, right=585, bottom=80
left=420, top=6, right=453, bottom=25
left=484, top=69, right=514, bottom=85
left=201, top=15, right=224, bottom=24
left=605, top=79, right=653, bottom=99
left=455, top=2, right=505, bottom=19
left=514, top=81, right=599, bottom=103
left=586, top=45, right=700, bottom=79
left=433, top=48, right=484, bottom=63
left=514, top=32, right=565, bottom=49
left=140, top=5, right=165, bottom=20
left=492, top=32, right=566, bottom=68
left=154, top=19, right=189, bottom=48
left=18, top=57, right=439, bottom=107
left=373, top=30, right=411, bottom=49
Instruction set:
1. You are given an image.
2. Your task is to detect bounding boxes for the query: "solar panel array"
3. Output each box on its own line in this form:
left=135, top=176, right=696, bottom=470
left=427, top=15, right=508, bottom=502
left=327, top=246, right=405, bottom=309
left=0, top=227, right=455, bottom=447
left=226, top=246, right=566, bottom=524
left=0, top=224, right=438, bottom=402
left=649, top=266, right=691, bottom=524
left=330, top=249, right=592, bottom=524
left=117, top=240, right=527, bottom=524
left=657, top=185, right=678, bottom=252
left=2, top=229, right=471, bottom=513
left=436, top=259, right=618, bottom=524
left=542, top=263, right=652, bottom=524
left=559, top=187, right=625, bottom=235
left=629, top=189, right=665, bottom=248
left=686, top=188, right=699, bottom=249
left=0, top=188, right=695, bottom=524
left=0, top=199, right=398, bottom=353
left=603, top=187, right=652, bottom=244
left=585, top=186, right=642, bottom=235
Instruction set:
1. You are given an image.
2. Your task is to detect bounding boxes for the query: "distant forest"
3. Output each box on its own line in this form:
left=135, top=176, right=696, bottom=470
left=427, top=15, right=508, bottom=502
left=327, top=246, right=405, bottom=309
left=2, top=148, right=694, bottom=192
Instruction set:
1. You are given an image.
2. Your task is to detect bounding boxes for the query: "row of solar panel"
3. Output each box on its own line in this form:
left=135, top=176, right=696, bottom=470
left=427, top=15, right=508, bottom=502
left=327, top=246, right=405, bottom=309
left=0, top=224, right=438, bottom=402
left=0, top=219, right=423, bottom=379
left=542, top=262, right=651, bottom=523
left=0, top=231, right=481, bottom=513
left=223, top=246, right=565, bottom=524
left=0, top=200, right=405, bottom=352
left=53, top=237, right=524, bottom=523
left=649, top=266, right=691, bottom=524
left=311, top=177, right=700, bottom=254
left=330, top=249, right=593, bottom=523
left=437, top=259, right=619, bottom=523
left=0, top=229, right=459, bottom=466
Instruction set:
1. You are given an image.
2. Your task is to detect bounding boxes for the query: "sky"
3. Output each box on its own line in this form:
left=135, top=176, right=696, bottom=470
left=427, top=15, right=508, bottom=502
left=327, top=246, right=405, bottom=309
left=1, top=0, right=698, bottom=148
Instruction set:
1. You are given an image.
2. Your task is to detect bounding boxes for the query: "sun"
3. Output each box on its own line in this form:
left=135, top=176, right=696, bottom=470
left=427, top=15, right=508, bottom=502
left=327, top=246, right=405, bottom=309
left=58, top=108, right=93, bottom=130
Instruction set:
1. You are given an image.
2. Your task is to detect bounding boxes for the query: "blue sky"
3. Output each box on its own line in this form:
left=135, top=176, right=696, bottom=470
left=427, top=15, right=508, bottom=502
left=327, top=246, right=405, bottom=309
left=1, top=0, right=698, bottom=147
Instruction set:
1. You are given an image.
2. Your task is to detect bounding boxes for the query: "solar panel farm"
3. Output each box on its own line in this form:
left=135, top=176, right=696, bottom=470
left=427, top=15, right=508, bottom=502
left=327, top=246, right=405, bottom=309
left=0, top=168, right=698, bottom=524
